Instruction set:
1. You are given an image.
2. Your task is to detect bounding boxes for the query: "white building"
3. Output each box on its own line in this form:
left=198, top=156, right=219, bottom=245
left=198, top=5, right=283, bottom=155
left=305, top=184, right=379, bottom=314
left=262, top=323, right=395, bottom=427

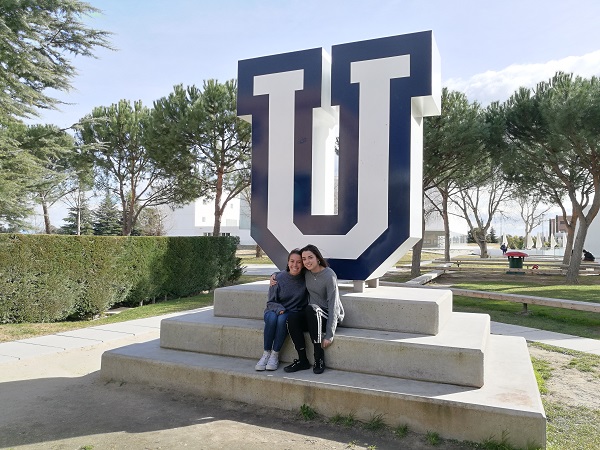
left=163, top=196, right=254, bottom=245
left=164, top=193, right=468, bottom=250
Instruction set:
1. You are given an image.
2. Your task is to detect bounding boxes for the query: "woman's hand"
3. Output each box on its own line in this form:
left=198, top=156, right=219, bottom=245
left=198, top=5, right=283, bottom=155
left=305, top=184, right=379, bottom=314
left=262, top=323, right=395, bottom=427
left=269, top=273, right=277, bottom=286
left=322, top=338, right=332, bottom=349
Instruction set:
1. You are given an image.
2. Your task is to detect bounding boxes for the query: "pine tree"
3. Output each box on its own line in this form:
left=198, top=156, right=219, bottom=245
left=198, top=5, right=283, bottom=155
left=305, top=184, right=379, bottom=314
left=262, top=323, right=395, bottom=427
left=0, top=1, right=110, bottom=229
left=60, top=195, right=93, bottom=235
left=92, top=191, right=122, bottom=236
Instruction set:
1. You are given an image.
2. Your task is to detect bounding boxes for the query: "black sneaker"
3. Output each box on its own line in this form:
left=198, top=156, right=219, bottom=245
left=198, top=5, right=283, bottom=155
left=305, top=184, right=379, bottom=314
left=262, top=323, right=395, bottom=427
left=284, top=359, right=311, bottom=373
left=313, top=357, right=325, bottom=374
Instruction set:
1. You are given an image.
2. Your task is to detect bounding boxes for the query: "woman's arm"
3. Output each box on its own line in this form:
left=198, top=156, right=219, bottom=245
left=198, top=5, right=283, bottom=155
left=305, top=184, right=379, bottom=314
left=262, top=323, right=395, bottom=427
left=323, top=269, right=341, bottom=346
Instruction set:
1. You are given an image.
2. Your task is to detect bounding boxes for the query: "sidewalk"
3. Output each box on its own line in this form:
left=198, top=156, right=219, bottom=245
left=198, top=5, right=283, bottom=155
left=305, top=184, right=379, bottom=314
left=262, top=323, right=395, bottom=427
left=0, top=307, right=212, bottom=364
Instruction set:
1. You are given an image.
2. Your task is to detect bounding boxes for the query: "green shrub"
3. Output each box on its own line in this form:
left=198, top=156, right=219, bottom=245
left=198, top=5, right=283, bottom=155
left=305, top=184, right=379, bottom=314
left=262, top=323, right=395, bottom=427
left=0, top=234, right=241, bottom=323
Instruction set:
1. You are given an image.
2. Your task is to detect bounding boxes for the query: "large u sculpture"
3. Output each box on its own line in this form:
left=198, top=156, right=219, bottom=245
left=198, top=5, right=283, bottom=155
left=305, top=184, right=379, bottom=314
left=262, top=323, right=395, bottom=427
left=238, top=31, right=441, bottom=281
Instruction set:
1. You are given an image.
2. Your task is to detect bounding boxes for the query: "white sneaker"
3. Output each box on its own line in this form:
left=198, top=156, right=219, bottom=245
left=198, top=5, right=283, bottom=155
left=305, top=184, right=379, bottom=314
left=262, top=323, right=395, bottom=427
left=266, top=351, right=279, bottom=371
left=255, top=351, right=270, bottom=371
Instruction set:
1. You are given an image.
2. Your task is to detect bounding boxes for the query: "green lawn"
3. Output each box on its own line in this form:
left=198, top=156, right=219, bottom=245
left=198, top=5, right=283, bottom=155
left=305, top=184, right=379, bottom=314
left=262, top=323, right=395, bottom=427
left=448, top=280, right=600, bottom=340
left=0, top=275, right=272, bottom=344
left=0, top=293, right=213, bottom=343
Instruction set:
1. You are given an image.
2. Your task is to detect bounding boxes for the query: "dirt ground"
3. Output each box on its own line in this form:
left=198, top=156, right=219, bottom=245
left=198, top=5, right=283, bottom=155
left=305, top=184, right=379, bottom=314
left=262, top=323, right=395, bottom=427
left=0, top=338, right=600, bottom=450
left=528, top=345, right=600, bottom=410
left=1, top=334, right=598, bottom=450
left=0, top=334, right=471, bottom=450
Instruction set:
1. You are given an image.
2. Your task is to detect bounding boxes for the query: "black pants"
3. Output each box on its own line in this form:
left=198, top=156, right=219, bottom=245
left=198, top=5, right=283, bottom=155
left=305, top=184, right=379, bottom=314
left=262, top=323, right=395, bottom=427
left=287, top=305, right=327, bottom=360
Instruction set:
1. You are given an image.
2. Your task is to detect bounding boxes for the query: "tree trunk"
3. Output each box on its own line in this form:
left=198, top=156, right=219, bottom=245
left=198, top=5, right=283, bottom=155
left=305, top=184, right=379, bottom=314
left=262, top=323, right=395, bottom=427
left=562, top=212, right=577, bottom=266
left=76, top=206, right=81, bottom=236
left=213, top=169, right=224, bottom=236
left=410, top=212, right=426, bottom=278
left=41, top=197, right=51, bottom=234
left=566, top=220, right=587, bottom=284
left=441, top=192, right=451, bottom=261
left=475, top=230, right=489, bottom=258
left=411, top=239, right=423, bottom=278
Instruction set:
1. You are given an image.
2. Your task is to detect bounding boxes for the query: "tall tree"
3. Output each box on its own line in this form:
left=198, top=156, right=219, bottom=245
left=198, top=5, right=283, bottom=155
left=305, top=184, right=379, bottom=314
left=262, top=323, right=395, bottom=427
left=78, top=100, right=199, bottom=235
left=136, top=207, right=166, bottom=236
left=515, top=191, right=551, bottom=249
left=92, top=190, right=121, bottom=236
left=451, top=165, right=513, bottom=258
left=0, top=0, right=110, bottom=228
left=0, top=120, right=39, bottom=229
left=503, top=73, right=600, bottom=283
left=490, top=98, right=577, bottom=264
left=0, top=0, right=112, bottom=119
left=420, top=89, right=487, bottom=266
left=18, top=124, right=83, bottom=233
left=150, top=80, right=252, bottom=236
left=60, top=193, right=93, bottom=235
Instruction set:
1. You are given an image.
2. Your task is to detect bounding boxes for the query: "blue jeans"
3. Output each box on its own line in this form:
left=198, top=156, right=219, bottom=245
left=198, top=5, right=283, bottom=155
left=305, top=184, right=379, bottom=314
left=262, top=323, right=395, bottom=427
left=264, top=310, right=289, bottom=352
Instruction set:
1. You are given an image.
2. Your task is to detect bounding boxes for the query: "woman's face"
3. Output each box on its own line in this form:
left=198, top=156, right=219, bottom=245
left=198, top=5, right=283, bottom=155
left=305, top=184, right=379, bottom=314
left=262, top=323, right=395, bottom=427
left=288, top=253, right=303, bottom=276
left=302, top=250, right=319, bottom=272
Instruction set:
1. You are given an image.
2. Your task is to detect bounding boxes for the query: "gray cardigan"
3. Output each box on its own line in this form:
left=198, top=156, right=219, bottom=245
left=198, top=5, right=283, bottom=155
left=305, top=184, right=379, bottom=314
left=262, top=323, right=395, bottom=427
left=265, top=270, right=307, bottom=314
left=305, top=267, right=345, bottom=341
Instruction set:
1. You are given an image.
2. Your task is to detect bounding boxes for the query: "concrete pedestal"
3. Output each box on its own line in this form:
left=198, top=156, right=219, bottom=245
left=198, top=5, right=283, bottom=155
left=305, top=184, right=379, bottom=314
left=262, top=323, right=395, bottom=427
left=101, top=282, right=546, bottom=448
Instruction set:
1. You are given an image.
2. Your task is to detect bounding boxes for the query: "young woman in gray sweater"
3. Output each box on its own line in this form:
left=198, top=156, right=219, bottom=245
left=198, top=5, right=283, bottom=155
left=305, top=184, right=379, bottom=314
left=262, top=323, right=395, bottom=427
left=284, top=244, right=345, bottom=374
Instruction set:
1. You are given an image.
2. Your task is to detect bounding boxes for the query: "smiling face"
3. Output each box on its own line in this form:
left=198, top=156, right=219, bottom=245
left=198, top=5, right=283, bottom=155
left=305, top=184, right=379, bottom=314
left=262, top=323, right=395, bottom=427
left=287, top=253, right=303, bottom=276
left=302, top=250, right=320, bottom=272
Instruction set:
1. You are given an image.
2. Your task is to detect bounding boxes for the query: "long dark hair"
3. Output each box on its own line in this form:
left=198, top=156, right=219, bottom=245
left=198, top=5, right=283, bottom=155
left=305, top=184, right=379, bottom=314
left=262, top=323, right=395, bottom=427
left=286, top=248, right=303, bottom=272
left=300, top=244, right=329, bottom=268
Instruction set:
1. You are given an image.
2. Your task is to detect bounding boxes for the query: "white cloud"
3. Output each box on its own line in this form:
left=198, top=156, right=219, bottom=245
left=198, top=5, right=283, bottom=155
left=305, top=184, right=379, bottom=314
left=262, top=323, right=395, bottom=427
left=445, top=50, right=600, bottom=105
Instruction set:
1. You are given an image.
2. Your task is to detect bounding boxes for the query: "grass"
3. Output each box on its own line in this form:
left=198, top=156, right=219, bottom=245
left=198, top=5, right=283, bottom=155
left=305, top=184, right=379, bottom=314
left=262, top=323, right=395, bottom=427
left=330, top=412, right=356, bottom=427
left=239, top=255, right=273, bottom=265
left=531, top=357, right=552, bottom=394
left=426, top=431, right=440, bottom=445
left=393, top=424, right=409, bottom=438
left=382, top=274, right=600, bottom=339
left=452, top=294, right=600, bottom=339
left=450, top=279, right=600, bottom=302
left=362, top=413, right=386, bottom=432
left=436, top=278, right=600, bottom=339
left=545, top=401, right=600, bottom=450
left=530, top=342, right=600, bottom=376
left=299, top=404, right=317, bottom=420
left=0, top=293, right=213, bottom=343
left=454, top=296, right=598, bottom=337
left=529, top=343, right=600, bottom=449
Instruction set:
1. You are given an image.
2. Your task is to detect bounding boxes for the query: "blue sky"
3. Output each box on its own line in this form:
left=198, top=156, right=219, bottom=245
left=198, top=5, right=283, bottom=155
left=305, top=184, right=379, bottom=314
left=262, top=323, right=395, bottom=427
left=35, top=0, right=600, bottom=127
left=30, top=0, right=600, bottom=235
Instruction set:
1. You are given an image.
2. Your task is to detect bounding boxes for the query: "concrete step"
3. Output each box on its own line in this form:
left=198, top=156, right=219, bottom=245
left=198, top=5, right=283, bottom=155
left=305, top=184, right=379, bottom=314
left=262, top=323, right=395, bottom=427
left=159, top=309, right=490, bottom=387
left=214, top=282, right=453, bottom=335
left=100, top=334, right=545, bottom=449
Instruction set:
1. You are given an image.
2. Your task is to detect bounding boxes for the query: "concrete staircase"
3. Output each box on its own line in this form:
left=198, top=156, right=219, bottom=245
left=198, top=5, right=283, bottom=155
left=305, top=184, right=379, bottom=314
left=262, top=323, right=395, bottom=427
left=101, top=282, right=546, bottom=448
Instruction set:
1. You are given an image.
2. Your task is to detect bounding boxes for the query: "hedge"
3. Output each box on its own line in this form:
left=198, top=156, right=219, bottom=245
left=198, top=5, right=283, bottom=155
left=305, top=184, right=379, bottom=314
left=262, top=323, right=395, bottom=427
left=0, top=234, right=242, bottom=323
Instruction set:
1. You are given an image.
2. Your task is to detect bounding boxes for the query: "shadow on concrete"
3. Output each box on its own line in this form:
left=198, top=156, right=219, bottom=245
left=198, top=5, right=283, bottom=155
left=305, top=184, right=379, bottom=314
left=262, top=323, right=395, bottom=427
left=0, top=369, right=462, bottom=449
